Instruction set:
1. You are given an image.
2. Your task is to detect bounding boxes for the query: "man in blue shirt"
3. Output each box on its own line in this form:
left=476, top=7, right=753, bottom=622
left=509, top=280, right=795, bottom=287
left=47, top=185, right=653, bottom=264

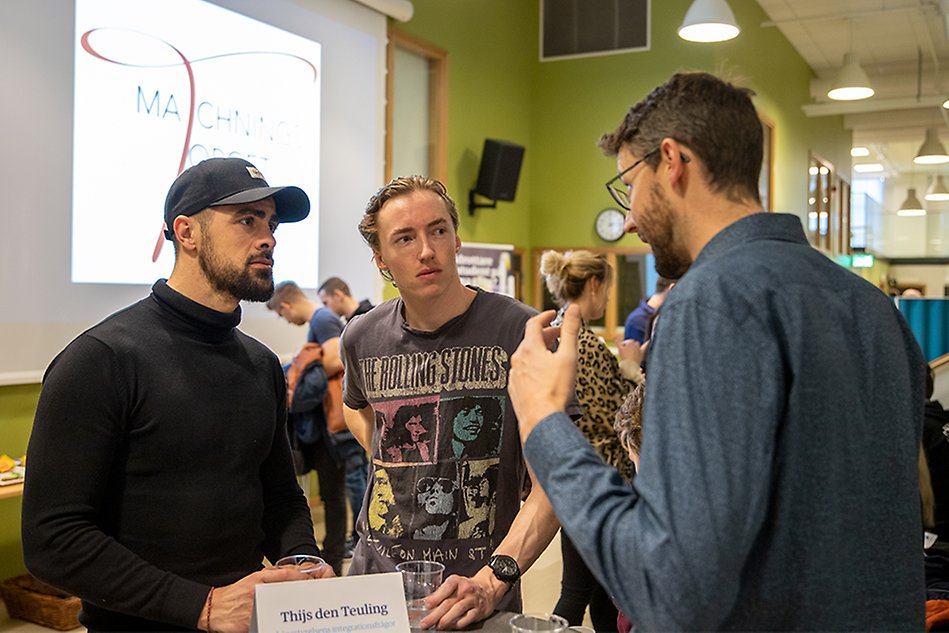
left=268, top=280, right=350, bottom=573
left=508, top=72, right=927, bottom=631
left=623, top=275, right=673, bottom=343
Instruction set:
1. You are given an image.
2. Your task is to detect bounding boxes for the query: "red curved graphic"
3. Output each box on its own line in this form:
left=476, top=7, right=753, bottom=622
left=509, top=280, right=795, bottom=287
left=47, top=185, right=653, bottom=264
left=80, top=28, right=318, bottom=262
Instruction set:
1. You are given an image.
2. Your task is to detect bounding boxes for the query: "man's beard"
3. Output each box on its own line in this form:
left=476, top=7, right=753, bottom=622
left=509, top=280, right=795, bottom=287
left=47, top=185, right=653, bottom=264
left=198, top=234, right=274, bottom=303
left=645, top=183, right=692, bottom=280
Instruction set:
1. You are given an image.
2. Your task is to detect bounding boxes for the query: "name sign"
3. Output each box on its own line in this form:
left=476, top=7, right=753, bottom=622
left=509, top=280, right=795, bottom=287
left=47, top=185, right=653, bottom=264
left=251, top=572, right=410, bottom=633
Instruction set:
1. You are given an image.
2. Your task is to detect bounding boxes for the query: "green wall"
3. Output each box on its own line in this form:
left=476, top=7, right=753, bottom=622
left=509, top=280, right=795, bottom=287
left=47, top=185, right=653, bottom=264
left=395, top=0, right=537, bottom=250
left=0, top=383, right=39, bottom=581
left=399, top=0, right=851, bottom=254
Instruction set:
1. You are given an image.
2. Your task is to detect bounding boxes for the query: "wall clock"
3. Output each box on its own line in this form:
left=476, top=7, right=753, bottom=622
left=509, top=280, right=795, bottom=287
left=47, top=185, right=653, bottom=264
left=595, top=207, right=626, bottom=242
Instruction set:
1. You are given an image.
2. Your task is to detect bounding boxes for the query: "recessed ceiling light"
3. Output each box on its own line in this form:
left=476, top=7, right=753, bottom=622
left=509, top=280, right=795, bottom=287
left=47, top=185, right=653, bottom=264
left=853, top=163, right=883, bottom=173
left=850, top=147, right=870, bottom=157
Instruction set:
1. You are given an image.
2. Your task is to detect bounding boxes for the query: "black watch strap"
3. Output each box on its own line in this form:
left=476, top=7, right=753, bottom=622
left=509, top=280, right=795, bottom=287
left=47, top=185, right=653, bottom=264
left=488, top=554, right=520, bottom=584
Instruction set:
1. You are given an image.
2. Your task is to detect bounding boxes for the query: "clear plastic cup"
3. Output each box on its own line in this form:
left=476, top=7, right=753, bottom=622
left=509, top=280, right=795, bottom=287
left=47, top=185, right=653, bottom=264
left=274, top=554, right=326, bottom=574
left=395, top=560, right=445, bottom=628
left=509, top=613, right=569, bottom=632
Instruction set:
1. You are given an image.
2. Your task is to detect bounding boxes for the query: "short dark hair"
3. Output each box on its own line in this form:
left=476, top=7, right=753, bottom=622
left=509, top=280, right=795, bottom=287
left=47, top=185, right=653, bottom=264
left=598, top=71, right=762, bottom=205
left=318, top=277, right=352, bottom=297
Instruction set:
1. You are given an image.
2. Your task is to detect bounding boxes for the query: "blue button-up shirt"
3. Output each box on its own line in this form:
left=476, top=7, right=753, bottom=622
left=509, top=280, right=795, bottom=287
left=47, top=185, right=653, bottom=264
left=526, top=212, right=926, bottom=631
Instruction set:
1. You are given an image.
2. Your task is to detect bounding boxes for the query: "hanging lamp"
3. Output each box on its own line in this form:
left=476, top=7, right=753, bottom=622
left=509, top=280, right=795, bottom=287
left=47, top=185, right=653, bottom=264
left=827, top=21, right=873, bottom=101
left=897, top=188, right=926, bottom=217
left=925, top=175, right=949, bottom=201
left=678, top=0, right=740, bottom=43
left=914, top=128, right=949, bottom=165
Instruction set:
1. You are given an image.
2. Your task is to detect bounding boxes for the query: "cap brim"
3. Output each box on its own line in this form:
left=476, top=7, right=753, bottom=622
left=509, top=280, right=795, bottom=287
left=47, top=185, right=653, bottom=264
left=211, top=186, right=310, bottom=223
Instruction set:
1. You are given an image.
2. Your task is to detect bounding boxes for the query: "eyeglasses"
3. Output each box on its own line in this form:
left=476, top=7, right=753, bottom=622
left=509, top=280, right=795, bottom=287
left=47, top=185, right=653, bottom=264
left=605, top=148, right=659, bottom=210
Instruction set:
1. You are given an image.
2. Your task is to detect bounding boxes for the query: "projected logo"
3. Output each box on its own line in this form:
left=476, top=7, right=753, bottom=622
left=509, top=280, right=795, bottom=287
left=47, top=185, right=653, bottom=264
left=72, top=0, right=321, bottom=286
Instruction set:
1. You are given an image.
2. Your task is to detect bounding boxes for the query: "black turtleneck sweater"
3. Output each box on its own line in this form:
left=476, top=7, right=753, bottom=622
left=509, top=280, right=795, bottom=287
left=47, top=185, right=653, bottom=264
left=22, top=280, right=318, bottom=631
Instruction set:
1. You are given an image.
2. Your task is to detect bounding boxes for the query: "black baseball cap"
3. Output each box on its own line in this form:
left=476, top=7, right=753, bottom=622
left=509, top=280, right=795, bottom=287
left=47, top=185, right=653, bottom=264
left=163, top=158, right=310, bottom=240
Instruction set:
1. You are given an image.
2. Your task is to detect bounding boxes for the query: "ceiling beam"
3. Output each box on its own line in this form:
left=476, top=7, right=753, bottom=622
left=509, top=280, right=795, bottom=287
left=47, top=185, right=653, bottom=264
left=802, top=95, right=945, bottom=117
left=760, top=3, right=935, bottom=28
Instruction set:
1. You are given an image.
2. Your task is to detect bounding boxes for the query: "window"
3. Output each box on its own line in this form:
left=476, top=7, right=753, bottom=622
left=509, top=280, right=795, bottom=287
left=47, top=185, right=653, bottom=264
left=386, top=28, right=447, bottom=182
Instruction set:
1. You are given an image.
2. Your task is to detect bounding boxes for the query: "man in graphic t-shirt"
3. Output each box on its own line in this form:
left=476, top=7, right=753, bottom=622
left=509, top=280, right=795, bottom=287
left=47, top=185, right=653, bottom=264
left=340, top=176, right=580, bottom=630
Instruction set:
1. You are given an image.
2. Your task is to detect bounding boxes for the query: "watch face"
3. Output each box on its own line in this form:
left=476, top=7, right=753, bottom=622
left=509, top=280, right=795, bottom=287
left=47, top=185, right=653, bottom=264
left=489, top=554, right=520, bottom=582
left=596, top=208, right=625, bottom=242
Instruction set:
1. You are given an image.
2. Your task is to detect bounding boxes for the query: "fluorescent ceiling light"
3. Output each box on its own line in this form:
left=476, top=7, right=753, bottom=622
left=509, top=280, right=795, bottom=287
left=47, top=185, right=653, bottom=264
left=914, top=128, right=949, bottom=165
left=678, top=0, right=740, bottom=43
left=850, top=146, right=870, bottom=157
left=827, top=53, right=874, bottom=101
left=925, top=175, right=949, bottom=201
left=853, top=163, right=883, bottom=173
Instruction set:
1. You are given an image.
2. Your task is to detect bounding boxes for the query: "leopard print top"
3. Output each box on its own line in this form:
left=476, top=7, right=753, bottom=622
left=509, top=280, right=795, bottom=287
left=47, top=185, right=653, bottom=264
left=575, top=326, right=636, bottom=481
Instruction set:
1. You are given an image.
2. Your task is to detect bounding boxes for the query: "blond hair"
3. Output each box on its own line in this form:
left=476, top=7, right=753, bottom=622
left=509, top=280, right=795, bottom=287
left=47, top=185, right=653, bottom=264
left=540, top=250, right=612, bottom=307
left=359, top=176, right=459, bottom=283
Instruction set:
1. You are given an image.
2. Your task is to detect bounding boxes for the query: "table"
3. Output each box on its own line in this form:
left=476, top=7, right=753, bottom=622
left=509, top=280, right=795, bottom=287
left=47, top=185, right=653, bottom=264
left=0, top=483, right=23, bottom=501
left=470, top=611, right=515, bottom=632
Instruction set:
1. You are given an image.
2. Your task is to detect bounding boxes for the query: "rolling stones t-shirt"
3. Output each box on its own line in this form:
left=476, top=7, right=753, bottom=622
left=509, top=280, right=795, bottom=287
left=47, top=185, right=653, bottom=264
left=341, top=289, right=560, bottom=609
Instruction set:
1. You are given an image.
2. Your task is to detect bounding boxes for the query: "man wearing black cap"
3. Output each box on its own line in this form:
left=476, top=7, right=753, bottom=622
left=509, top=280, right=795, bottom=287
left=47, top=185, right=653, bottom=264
left=23, top=158, right=332, bottom=633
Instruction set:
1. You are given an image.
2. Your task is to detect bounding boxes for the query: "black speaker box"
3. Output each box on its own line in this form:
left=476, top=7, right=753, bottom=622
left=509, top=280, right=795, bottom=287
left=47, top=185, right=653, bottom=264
left=474, top=139, right=525, bottom=201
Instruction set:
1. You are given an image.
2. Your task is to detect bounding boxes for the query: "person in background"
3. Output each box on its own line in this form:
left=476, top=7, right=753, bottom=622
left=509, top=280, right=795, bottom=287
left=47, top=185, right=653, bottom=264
left=316, top=276, right=374, bottom=556
left=23, top=158, right=332, bottom=633
left=623, top=275, right=673, bottom=343
left=508, top=71, right=926, bottom=631
left=340, top=175, right=580, bottom=630
left=319, top=276, right=375, bottom=322
left=611, top=382, right=645, bottom=633
left=268, top=281, right=351, bottom=572
left=540, top=249, right=639, bottom=631
left=924, top=365, right=949, bottom=599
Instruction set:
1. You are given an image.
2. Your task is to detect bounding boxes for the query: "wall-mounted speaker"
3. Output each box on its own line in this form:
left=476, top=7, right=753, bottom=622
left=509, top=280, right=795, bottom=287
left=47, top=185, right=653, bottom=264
left=474, top=139, right=525, bottom=202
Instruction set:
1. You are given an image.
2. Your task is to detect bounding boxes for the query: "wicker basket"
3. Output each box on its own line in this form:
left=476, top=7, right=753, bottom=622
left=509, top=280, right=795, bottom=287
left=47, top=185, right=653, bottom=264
left=0, top=575, right=81, bottom=631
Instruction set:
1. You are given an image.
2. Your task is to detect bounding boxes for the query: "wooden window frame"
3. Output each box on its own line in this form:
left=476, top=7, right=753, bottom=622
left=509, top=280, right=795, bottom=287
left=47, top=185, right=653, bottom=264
left=531, top=245, right=652, bottom=341
left=386, top=28, right=447, bottom=182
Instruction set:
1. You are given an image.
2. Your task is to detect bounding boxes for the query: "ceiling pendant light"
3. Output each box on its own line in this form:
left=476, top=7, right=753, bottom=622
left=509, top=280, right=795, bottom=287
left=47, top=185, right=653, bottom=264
left=897, top=188, right=926, bottom=217
left=827, top=20, right=873, bottom=101
left=827, top=53, right=874, bottom=101
left=914, top=128, right=949, bottom=165
left=678, top=0, right=740, bottom=43
left=925, top=175, right=949, bottom=201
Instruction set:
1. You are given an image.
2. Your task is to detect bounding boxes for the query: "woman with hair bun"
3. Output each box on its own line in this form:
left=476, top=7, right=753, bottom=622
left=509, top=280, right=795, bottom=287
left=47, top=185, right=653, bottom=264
left=540, top=249, right=641, bottom=631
